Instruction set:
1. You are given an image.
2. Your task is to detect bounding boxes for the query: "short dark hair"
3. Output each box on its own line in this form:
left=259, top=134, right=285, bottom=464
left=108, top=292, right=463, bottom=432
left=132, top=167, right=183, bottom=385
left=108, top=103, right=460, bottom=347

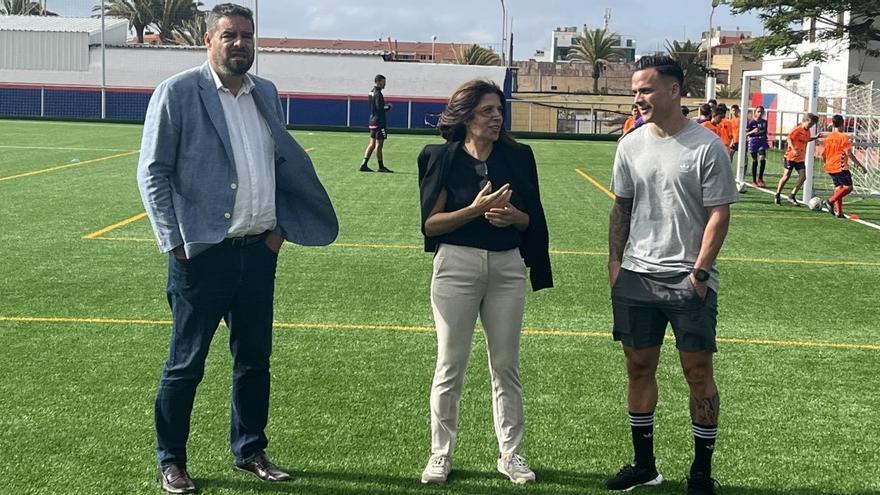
left=712, top=106, right=727, bottom=118
left=374, top=74, right=386, bottom=84
left=681, top=105, right=690, bottom=116
left=806, top=113, right=819, bottom=125
left=206, top=3, right=254, bottom=33
left=832, top=114, right=844, bottom=128
left=700, top=103, right=712, bottom=117
left=731, top=104, right=740, bottom=111
left=708, top=99, right=717, bottom=106
left=634, top=56, right=684, bottom=88
left=437, top=80, right=513, bottom=144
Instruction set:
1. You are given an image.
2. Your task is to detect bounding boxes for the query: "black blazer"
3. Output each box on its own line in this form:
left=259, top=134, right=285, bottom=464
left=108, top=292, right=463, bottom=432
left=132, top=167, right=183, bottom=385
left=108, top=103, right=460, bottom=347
left=417, top=139, right=553, bottom=291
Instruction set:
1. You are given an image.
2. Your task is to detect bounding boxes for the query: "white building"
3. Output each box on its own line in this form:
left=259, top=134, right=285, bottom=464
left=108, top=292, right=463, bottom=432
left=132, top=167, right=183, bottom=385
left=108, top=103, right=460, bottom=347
left=759, top=11, right=880, bottom=102
left=533, top=26, right=636, bottom=63
left=0, top=16, right=128, bottom=71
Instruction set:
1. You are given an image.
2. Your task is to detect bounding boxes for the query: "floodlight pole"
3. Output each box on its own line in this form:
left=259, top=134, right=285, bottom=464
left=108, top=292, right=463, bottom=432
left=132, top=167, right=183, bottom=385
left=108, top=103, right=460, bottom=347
left=253, top=0, right=259, bottom=75
left=705, top=0, right=718, bottom=101
left=431, top=35, right=437, bottom=62
left=499, top=0, right=507, bottom=65
left=101, top=0, right=106, bottom=120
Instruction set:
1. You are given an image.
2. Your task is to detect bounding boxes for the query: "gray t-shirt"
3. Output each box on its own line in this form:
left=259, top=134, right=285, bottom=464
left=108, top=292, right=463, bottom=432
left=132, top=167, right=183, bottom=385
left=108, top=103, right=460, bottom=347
left=611, top=120, right=739, bottom=292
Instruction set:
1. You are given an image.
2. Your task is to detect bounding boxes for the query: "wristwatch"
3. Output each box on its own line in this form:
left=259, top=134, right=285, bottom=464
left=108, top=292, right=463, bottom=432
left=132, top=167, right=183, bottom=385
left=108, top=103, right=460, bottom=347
left=692, top=268, right=710, bottom=282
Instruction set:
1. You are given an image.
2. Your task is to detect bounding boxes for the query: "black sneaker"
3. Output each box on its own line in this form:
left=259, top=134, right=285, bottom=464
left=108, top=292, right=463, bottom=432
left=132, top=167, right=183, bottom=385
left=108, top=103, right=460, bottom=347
left=774, top=193, right=781, bottom=205
left=822, top=200, right=836, bottom=217
left=605, top=463, right=663, bottom=491
left=377, top=166, right=394, bottom=173
left=686, top=472, right=721, bottom=495
left=788, top=193, right=799, bottom=205
left=359, top=165, right=373, bottom=172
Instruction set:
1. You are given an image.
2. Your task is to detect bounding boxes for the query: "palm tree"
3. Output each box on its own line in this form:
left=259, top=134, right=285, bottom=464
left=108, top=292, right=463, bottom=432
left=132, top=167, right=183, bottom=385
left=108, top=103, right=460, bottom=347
left=93, top=0, right=201, bottom=45
left=715, top=85, right=741, bottom=99
left=156, top=0, right=202, bottom=44
left=1, top=0, right=56, bottom=15
left=453, top=44, right=500, bottom=66
left=566, top=28, right=624, bottom=94
left=665, top=39, right=706, bottom=97
left=93, top=0, right=159, bottom=44
left=170, top=11, right=206, bottom=46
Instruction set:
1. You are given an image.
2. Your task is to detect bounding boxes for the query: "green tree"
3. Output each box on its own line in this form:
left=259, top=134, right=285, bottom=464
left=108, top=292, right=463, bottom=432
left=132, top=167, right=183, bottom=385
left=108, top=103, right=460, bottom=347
left=715, top=85, right=741, bottom=98
left=729, top=1, right=880, bottom=63
left=156, top=0, right=202, bottom=44
left=170, top=11, right=206, bottom=46
left=93, top=0, right=202, bottom=45
left=566, top=28, right=624, bottom=94
left=0, top=0, right=56, bottom=15
left=665, top=39, right=707, bottom=97
left=93, top=0, right=159, bottom=44
left=453, top=44, right=501, bottom=66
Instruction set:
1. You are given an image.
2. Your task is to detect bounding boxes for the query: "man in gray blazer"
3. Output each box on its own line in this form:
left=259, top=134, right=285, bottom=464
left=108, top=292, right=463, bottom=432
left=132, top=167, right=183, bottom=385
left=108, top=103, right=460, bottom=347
left=136, top=4, right=337, bottom=493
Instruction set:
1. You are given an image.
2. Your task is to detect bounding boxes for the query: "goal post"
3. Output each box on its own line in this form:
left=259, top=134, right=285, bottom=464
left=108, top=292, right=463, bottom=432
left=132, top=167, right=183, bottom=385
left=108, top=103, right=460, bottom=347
left=737, top=66, right=821, bottom=201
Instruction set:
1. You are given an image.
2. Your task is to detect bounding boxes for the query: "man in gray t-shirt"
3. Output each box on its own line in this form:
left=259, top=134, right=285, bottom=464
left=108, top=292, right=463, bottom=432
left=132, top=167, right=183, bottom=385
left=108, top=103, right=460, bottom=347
left=603, top=56, right=738, bottom=495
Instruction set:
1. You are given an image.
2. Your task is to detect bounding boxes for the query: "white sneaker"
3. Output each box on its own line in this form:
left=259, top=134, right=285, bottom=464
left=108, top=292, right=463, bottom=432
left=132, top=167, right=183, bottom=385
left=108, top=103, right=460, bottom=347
left=497, top=453, right=536, bottom=484
left=421, top=454, right=451, bottom=484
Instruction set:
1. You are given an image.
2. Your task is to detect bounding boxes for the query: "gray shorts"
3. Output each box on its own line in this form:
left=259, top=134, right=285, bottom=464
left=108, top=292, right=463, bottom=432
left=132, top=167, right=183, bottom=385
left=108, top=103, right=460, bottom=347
left=611, top=269, right=718, bottom=352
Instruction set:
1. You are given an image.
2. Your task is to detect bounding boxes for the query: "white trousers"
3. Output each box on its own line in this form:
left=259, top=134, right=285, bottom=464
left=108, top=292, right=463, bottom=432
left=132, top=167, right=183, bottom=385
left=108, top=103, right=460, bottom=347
left=429, top=243, right=527, bottom=457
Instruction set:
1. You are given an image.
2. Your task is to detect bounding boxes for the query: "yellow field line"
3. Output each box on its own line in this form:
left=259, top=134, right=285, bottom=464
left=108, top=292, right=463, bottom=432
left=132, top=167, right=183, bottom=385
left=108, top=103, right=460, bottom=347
left=304, top=147, right=316, bottom=153
left=81, top=230, right=880, bottom=268
left=83, top=212, right=148, bottom=240
left=335, top=242, right=423, bottom=250
left=0, top=145, right=135, bottom=152
left=735, top=214, right=830, bottom=220
left=575, top=168, right=615, bottom=199
left=0, top=150, right=139, bottom=182
left=1, top=315, right=878, bottom=351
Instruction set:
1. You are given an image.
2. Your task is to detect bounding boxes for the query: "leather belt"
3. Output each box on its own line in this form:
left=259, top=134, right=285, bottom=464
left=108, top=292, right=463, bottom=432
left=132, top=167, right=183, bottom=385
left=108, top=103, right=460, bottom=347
left=223, top=231, right=268, bottom=247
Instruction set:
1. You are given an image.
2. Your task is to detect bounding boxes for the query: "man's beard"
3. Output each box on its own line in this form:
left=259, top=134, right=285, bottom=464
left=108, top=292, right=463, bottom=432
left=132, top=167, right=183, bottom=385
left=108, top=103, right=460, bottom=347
left=219, top=53, right=254, bottom=76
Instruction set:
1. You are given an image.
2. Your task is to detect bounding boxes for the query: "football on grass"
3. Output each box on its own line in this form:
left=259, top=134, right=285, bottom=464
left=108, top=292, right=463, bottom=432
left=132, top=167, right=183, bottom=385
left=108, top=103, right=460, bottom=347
left=808, top=197, right=823, bottom=211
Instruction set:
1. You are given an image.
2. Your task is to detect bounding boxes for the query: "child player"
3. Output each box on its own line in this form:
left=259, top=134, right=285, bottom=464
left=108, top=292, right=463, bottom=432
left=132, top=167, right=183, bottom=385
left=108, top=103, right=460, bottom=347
left=775, top=113, right=819, bottom=205
left=822, top=115, right=868, bottom=217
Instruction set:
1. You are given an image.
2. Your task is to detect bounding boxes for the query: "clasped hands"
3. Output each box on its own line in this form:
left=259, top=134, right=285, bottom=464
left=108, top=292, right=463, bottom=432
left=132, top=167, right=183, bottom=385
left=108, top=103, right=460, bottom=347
left=470, top=181, right=527, bottom=229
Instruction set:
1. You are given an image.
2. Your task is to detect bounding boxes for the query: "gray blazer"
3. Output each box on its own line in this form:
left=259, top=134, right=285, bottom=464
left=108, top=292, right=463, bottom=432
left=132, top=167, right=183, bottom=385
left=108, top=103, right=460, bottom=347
left=137, top=62, right=338, bottom=258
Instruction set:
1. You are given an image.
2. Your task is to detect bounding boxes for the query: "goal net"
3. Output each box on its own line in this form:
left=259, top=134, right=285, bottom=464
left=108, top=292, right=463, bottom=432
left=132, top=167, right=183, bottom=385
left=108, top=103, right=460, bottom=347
left=738, top=67, right=880, bottom=202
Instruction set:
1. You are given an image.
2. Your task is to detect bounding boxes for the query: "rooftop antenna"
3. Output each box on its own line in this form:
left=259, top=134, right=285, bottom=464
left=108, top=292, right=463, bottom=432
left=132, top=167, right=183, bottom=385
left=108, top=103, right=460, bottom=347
left=604, top=8, right=611, bottom=30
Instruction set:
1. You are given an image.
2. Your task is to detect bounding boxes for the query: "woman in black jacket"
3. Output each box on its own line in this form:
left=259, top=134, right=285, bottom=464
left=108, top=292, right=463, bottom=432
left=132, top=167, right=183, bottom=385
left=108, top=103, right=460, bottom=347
left=417, top=80, right=552, bottom=485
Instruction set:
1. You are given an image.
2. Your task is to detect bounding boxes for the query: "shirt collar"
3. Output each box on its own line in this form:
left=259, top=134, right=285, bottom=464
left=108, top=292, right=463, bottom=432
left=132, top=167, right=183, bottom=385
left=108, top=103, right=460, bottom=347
left=209, top=63, right=254, bottom=95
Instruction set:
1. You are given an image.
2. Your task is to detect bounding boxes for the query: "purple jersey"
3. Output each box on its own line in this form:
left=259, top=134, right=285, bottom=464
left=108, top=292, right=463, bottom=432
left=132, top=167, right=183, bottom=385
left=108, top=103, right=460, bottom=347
left=746, top=118, right=768, bottom=143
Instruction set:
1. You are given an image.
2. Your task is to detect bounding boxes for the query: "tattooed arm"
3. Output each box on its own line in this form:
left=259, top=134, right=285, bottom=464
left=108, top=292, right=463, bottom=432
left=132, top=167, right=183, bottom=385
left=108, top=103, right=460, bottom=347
left=608, top=196, right=634, bottom=285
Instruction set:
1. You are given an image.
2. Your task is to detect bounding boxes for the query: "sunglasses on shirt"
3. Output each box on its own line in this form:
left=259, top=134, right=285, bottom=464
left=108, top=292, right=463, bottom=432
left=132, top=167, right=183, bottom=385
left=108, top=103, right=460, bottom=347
left=474, top=161, right=489, bottom=189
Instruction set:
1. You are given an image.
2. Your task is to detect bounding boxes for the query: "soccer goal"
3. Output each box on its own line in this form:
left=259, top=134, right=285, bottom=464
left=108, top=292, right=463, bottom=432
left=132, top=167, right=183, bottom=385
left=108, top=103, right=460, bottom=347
left=737, top=66, right=880, bottom=202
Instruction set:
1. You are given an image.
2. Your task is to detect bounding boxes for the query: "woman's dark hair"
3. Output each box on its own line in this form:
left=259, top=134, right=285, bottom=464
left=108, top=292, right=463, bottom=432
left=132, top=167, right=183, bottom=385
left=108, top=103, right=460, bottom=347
left=437, top=80, right=514, bottom=144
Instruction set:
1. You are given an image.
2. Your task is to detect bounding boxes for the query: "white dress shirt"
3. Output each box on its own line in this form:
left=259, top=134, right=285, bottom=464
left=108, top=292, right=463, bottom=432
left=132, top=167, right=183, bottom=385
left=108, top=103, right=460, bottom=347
left=210, top=66, right=277, bottom=237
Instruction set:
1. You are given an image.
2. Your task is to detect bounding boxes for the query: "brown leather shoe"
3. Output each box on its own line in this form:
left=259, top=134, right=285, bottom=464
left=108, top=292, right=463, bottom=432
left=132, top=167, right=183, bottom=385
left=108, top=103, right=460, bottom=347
left=235, top=453, right=292, bottom=482
left=157, top=464, right=196, bottom=494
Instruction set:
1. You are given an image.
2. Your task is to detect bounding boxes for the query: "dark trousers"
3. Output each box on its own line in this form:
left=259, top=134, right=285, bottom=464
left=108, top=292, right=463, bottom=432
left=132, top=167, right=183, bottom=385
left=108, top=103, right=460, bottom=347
left=155, top=239, right=278, bottom=467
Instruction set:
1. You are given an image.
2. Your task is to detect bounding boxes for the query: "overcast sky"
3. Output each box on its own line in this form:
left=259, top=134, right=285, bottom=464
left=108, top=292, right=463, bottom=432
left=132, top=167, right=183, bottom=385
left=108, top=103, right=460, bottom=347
left=52, top=0, right=766, bottom=59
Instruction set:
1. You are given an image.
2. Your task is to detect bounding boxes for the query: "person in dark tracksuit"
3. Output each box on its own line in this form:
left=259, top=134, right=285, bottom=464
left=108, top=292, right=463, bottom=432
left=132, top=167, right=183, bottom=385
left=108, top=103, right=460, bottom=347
left=359, top=74, right=393, bottom=173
